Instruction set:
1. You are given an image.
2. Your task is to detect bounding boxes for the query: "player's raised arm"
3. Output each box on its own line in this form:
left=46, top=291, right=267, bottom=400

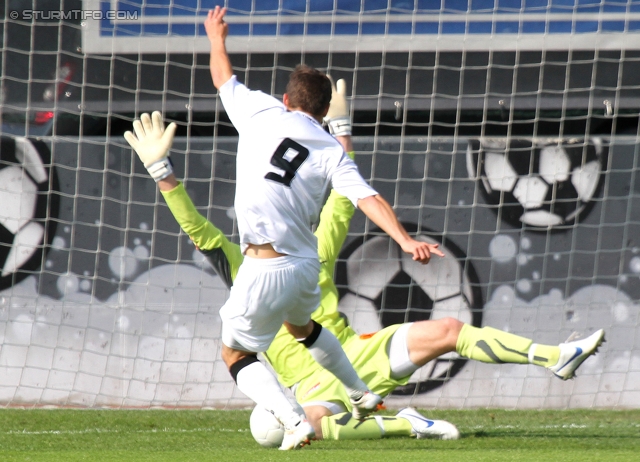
left=205, top=6, right=233, bottom=90
left=205, top=6, right=284, bottom=135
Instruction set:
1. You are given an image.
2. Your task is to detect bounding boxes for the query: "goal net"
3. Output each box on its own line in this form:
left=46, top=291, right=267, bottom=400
left=0, top=0, right=639, bottom=409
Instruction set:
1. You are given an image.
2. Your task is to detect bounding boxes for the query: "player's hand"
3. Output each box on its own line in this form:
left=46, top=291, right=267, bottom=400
left=324, top=77, right=352, bottom=136
left=124, top=111, right=177, bottom=181
left=205, top=6, right=229, bottom=43
left=399, top=239, right=445, bottom=264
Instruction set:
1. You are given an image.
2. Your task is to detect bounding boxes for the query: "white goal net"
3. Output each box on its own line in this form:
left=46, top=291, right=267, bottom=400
left=0, top=0, right=639, bottom=409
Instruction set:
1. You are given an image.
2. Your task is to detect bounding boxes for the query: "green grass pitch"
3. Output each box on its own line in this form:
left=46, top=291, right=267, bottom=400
left=1, top=409, right=638, bottom=461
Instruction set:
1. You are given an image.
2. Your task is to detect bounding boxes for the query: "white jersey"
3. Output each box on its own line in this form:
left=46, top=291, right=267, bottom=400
left=219, top=76, right=377, bottom=259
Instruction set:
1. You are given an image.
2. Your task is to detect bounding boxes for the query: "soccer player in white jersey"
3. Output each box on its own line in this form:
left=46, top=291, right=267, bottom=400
left=203, top=6, right=444, bottom=449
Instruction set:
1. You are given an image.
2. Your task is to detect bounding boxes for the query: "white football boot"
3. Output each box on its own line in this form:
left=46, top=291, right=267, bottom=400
left=547, top=329, right=605, bottom=380
left=350, top=390, right=384, bottom=420
left=396, top=407, right=460, bottom=440
left=279, top=414, right=315, bottom=450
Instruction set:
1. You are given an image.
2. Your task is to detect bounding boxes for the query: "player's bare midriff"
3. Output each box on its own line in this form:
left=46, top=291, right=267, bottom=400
left=245, top=243, right=287, bottom=259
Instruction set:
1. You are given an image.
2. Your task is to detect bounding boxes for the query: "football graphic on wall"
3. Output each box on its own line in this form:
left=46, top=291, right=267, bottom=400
left=466, top=138, right=605, bottom=229
left=336, top=226, right=483, bottom=395
left=0, top=136, right=58, bottom=290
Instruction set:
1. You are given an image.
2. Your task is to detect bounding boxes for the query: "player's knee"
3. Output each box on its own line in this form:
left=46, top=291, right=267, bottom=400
left=228, top=355, right=260, bottom=383
left=297, top=320, right=323, bottom=348
left=440, top=317, right=464, bottom=345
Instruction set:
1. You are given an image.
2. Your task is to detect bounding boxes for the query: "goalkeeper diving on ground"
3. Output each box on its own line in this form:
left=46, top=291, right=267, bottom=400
left=123, top=81, right=605, bottom=449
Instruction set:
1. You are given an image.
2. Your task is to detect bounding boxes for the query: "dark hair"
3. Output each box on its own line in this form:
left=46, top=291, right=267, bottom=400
left=285, top=65, right=332, bottom=118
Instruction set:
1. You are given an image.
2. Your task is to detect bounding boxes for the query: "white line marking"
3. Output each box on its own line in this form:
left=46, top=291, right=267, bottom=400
left=4, top=427, right=249, bottom=435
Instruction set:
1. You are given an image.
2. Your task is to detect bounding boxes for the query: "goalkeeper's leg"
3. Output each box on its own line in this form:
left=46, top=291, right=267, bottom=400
left=320, top=412, right=412, bottom=440
left=396, top=319, right=560, bottom=373
left=309, top=406, right=458, bottom=440
left=455, top=323, right=560, bottom=367
left=396, top=318, right=602, bottom=377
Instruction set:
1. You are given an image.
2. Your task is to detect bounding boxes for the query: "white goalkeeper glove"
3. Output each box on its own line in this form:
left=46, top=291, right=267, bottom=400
left=124, top=111, right=177, bottom=182
left=324, top=77, right=352, bottom=137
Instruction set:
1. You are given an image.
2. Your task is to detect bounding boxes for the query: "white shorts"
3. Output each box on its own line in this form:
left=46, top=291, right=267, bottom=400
left=220, top=255, right=320, bottom=352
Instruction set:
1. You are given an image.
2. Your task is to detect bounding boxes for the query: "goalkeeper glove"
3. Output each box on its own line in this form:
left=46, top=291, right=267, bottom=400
left=324, top=77, right=352, bottom=137
left=124, top=111, right=177, bottom=182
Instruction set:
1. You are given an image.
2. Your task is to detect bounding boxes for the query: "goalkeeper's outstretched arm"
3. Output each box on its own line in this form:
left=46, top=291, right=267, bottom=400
left=315, top=78, right=359, bottom=271
left=315, top=77, right=357, bottom=269
left=124, top=112, right=243, bottom=288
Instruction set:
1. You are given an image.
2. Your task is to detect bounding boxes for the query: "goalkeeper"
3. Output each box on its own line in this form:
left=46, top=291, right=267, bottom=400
left=124, top=81, right=605, bottom=443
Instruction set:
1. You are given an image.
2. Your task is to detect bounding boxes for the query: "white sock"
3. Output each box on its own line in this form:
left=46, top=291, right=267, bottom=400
left=236, top=361, right=299, bottom=423
left=388, top=323, right=419, bottom=379
left=306, top=327, right=368, bottom=396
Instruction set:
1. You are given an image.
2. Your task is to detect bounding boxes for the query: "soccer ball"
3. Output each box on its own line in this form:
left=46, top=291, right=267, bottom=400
left=466, top=138, right=604, bottom=229
left=0, top=136, right=58, bottom=290
left=249, top=405, right=285, bottom=448
left=335, top=227, right=483, bottom=394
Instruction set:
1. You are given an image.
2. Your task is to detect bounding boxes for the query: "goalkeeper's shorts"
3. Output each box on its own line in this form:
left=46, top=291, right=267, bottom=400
left=294, top=324, right=410, bottom=410
left=220, top=255, right=320, bottom=352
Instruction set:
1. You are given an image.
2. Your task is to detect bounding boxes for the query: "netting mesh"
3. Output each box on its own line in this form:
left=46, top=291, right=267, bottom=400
left=0, top=1, right=639, bottom=409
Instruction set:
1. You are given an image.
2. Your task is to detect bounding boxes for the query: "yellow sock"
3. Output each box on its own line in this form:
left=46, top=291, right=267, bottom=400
left=456, top=324, right=559, bottom=368
left=321, top=413, right=414, bottom=440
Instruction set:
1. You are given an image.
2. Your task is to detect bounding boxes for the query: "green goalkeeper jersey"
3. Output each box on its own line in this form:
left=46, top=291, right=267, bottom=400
left=160, top=158, right=359, bottom=388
